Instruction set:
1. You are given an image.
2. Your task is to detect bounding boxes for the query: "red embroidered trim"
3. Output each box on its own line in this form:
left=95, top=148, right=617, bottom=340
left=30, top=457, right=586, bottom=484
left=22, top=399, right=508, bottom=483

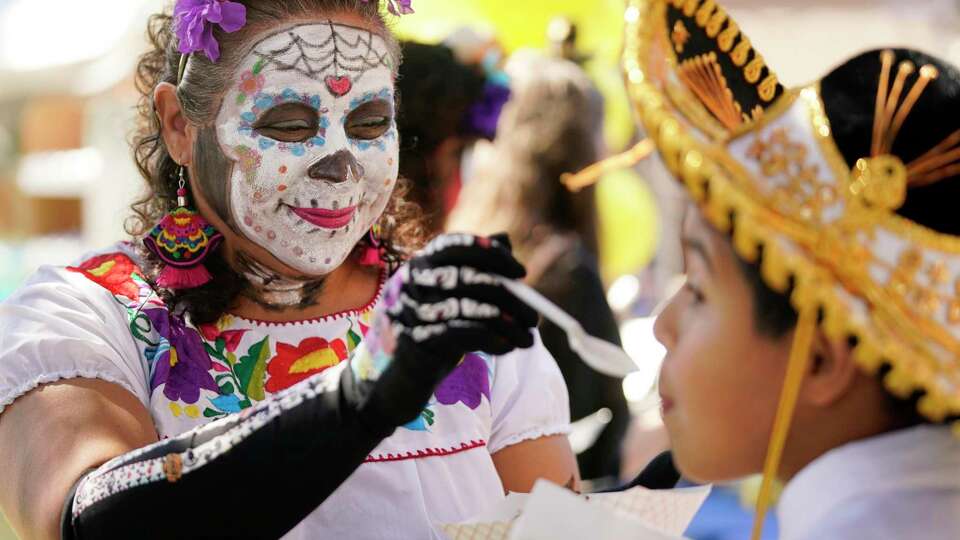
left=363, top=440, right=487, bottom=463
left=230, top=268, right=387, bottom=327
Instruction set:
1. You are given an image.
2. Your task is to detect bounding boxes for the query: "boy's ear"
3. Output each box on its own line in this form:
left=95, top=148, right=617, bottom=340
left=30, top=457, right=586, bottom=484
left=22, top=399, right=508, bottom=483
left=801, top=331, right=859, bottom=407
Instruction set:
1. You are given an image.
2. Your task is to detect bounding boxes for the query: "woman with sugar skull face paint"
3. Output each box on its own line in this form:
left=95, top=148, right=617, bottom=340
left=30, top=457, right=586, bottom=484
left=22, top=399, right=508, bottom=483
left=0, top=2, right=578, bottom=539
left=216, top=20, right=401, bottom=281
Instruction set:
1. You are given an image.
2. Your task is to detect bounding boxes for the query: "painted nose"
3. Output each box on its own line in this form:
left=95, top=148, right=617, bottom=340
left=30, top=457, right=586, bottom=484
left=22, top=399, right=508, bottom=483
left=307, top=149, right=364, bottom=183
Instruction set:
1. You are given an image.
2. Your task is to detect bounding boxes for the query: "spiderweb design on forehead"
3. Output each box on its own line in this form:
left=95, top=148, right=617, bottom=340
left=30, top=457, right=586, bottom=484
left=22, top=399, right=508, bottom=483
left=252, top=22, right=393, bottom=93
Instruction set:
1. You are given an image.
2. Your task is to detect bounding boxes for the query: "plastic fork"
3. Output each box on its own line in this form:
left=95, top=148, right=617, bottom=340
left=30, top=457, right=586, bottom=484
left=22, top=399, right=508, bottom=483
left=500, top=279, right=638, bottom=378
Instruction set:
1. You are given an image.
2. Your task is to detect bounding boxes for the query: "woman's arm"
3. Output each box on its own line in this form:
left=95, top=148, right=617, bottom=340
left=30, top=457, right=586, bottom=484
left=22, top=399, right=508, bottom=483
left=0, top=360, right=407, bottom=540
left=0, top=233, right=538, bottom=540
left=0, top=379, right=158, bottom=540
left=492, top=434, right=581, bottom=493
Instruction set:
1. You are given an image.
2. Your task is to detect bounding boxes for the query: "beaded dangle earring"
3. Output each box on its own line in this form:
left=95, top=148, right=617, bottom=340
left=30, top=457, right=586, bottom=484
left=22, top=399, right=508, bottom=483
left=143, top=166, right=223, bottom=289
left=358, top=223, right=384, bottom=267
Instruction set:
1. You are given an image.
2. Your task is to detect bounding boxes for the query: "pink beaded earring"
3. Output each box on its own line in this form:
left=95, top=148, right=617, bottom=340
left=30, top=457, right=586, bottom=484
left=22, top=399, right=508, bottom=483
left=358, top=223, right=384, bottom=267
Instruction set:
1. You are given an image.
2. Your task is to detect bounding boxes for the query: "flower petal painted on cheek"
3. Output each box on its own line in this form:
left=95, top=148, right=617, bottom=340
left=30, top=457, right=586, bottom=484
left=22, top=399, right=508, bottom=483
left=255, top=95, right=273, bottom=110
left=239, top=72, right=265, bottom=96
left=234, top=145, right=263, bottom=184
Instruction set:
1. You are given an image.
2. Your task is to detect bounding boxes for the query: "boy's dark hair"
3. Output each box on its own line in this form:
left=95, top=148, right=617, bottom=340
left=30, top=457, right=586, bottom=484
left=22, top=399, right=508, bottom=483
left=734, top=48, right=960, bottom=425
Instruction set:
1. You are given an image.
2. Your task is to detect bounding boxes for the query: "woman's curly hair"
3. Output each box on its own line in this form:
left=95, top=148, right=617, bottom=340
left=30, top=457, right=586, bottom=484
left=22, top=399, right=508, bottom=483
left=128, top=1, right=426, bottom=324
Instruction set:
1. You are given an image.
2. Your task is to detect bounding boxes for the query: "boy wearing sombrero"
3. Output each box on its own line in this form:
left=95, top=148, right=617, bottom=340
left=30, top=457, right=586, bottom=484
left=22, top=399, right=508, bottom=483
left=609, top=1, right=960, bottom=538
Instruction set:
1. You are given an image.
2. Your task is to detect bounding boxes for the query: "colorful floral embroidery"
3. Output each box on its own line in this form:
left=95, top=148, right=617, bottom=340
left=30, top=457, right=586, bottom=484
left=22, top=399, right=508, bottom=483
left=67, top=252, right=143, bottom=302
left=143, top=308, right=219, bottom=404
left=435, top=353, right=492, bottom=410
left=69, top=252, right=216, bottom=406
left=202, top=334, right=270, bottom=417
left=403, top=408, right=436, bottom=432
left=401, top=353, right=493, bottom=432
left=265, top=336, right=347, bottom=392
left=69, top=251, right=488, bottom=437
left=198, top=316, right=248, bottom=353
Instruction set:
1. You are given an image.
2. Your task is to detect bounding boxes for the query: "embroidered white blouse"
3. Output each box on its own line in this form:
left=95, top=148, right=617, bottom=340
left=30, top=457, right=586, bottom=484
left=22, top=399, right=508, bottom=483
left=777, top=425, right=960, bottom=540
left=0, top=243, right=571, bottom=539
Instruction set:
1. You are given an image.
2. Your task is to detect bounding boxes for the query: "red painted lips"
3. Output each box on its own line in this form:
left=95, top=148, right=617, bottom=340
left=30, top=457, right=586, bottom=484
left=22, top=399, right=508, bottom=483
left=292, top=206, right=356, bottom=229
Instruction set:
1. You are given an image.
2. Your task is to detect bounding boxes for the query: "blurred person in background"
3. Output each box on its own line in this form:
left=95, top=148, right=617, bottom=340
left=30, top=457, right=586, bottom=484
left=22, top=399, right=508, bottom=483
left=448, top=52, right=629, bottom=483
left=0, top=1, right=578, bottom=539
left=396, top=40, right=510, bottom=237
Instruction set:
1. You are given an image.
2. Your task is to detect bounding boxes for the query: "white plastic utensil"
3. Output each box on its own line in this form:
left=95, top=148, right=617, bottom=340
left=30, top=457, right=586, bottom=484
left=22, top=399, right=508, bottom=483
left=500, top=279, right=638, bottom=378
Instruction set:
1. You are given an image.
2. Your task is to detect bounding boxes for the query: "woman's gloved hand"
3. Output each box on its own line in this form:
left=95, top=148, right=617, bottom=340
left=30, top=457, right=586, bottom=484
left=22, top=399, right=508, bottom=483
left=355, top=233, right=539, bottom=427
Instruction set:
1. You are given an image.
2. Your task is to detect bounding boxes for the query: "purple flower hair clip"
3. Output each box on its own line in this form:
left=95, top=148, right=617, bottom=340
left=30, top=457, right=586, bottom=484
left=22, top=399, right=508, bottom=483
left=174, top=0, right=247, bottom=63
left=361, top=0, right=415, bottom=16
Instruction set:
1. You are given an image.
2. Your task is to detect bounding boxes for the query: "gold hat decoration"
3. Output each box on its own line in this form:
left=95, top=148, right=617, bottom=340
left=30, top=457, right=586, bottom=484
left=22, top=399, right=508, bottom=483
left=610, top=0, right=960, bottom=538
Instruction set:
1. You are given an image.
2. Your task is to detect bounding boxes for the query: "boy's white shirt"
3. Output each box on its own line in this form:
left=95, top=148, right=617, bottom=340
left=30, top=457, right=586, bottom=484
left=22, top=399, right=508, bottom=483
left=778, top=425, right=960, bottom=540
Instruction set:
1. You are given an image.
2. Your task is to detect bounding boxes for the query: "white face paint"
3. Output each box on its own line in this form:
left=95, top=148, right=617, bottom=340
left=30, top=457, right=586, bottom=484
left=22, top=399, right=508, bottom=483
left=216, top=22, right=399, bottom=276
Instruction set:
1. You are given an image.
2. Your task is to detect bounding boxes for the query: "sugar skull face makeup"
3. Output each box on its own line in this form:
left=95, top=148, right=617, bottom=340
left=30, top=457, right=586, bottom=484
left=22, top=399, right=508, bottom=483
left=215, top=22, right=399, bottom=276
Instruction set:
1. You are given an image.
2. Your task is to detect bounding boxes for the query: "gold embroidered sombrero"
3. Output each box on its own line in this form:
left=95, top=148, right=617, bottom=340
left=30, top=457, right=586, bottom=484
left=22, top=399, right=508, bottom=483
left=563, top=0, right=960, bottom=537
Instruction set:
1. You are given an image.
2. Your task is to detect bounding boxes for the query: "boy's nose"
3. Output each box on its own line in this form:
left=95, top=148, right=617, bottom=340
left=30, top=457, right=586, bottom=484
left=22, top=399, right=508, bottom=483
left=653, top=293, right=679, bottom=351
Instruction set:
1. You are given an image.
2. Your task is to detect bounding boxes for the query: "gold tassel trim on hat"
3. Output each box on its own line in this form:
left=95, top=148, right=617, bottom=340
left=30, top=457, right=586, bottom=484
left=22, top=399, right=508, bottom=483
left=560, top=139, right=655, bottom=192
left=751, top=302, right=818, bottom=540
left=677, top=52, right=744, bottom=131
left=857, top=50, right=943, bottom=210
left=870, top=51, right=940, bottom=157
left=907, top=128, right=960, bottom=187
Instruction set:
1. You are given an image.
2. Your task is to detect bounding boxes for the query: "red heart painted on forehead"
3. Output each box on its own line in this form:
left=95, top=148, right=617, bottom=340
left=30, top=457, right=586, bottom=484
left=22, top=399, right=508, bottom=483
left=325, top=75, right=353, bottom=97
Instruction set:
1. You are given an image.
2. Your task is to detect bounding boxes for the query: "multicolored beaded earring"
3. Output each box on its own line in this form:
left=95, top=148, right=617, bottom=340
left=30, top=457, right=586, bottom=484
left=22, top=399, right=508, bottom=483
left=358, top=223, right=384, bottom=267
left=143, top=166, right=223, bottom=289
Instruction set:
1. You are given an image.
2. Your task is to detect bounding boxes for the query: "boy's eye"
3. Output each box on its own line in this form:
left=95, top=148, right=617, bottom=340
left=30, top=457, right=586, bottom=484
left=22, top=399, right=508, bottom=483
left=684, top=280, right=705, bottom=304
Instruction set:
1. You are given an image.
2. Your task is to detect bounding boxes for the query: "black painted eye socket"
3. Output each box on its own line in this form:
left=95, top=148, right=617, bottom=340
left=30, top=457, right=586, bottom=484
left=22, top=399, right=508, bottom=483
left=253, top=102, right=320, bottom=143
left=346, top=99, right=393, bottom=140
